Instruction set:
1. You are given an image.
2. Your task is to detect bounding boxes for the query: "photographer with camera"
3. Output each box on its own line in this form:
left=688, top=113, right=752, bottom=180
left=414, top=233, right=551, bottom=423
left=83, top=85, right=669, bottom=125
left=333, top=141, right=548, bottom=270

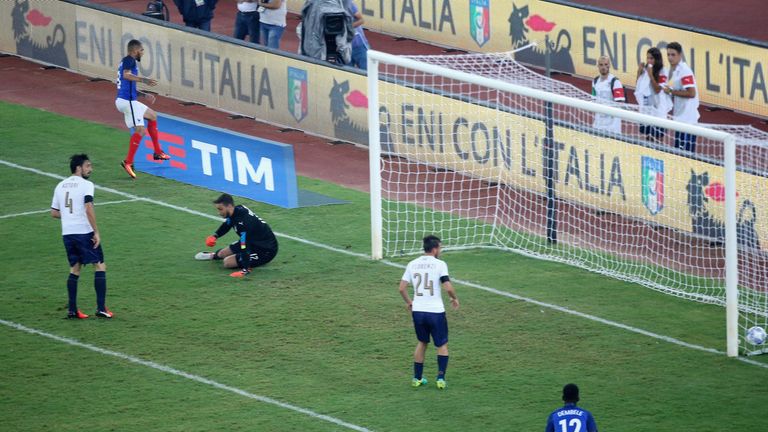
left=345, top=0, right=369, bottom=70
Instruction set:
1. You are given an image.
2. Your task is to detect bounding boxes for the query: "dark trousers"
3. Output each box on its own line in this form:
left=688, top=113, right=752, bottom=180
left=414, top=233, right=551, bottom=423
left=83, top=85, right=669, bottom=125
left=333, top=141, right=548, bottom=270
left=184, top=19, right=211, bottom=31
left=233, top=11, right=260, bottom=43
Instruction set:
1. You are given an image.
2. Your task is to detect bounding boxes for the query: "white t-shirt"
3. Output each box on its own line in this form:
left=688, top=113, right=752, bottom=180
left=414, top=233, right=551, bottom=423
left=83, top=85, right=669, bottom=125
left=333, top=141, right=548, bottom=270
left=260, top=1, right=287, bottom=27
left=238, top=1, right=259, bottom=12
left=592, top=73, right=625, bottom=133
left=635, top=66, right=671, bottom=118
left=668, top=61, right=700, bottom=124
left=402, top=255, right=449, bottom=313
left=51, top=176, right=95, bottom=235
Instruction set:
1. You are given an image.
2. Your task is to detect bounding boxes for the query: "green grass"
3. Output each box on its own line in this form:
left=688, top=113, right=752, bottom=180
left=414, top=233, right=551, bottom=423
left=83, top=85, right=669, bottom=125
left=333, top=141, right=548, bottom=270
left=1, top=101, right=767, bottom=431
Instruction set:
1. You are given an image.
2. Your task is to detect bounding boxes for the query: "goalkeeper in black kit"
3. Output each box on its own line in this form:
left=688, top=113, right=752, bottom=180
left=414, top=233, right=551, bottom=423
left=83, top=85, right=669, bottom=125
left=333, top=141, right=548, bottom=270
left=195, top=193, right=279, bottom=278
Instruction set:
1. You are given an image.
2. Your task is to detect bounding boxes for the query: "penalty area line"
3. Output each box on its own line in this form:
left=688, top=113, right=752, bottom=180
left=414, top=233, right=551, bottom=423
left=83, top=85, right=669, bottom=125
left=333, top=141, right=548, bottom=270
left=1, top=158, right=766, bottom=370
left=0, top=319, right=373, bottom=432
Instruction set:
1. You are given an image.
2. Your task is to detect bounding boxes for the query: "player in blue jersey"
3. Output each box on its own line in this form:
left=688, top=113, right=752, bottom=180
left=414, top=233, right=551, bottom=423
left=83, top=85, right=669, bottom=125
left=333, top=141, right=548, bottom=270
left=115, top=39, right=171, bottom=179
left=545, top=384, right=599, bottom=432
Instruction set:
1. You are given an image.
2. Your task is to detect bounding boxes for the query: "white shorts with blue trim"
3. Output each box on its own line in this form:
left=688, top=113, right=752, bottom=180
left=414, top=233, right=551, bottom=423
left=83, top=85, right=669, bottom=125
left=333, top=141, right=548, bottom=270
left=115, top=98, right=148, bottom=129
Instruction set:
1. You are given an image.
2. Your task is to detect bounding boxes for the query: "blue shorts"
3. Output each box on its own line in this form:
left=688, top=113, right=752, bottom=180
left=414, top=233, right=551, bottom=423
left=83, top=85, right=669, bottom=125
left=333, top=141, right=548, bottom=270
left=412, top=311, right=448, bottom=346
left=62, top=233, right=104, bottom=267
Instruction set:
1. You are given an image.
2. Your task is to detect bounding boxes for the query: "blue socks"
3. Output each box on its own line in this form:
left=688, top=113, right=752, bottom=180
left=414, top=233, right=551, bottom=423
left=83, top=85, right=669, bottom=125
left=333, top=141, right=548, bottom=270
left=437, top=355, right=449, bottom=380
left=413, top=362, right=424, bottom=380
left=67, top=273, right=79, bottom=313
left=94, top=271, right=107, bottom=311
left=414, top=357, right=449, bottom=380
left=68, top=271, right=108, bottom=312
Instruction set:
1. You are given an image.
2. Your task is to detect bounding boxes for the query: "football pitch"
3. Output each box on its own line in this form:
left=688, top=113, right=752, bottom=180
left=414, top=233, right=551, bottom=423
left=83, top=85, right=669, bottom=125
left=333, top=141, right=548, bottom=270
left=1, top=101, right=767, bottom=431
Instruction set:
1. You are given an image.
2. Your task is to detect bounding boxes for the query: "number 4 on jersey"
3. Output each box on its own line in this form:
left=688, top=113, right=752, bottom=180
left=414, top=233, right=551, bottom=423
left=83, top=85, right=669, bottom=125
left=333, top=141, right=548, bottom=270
left=64, top=191, right=73, bottom=214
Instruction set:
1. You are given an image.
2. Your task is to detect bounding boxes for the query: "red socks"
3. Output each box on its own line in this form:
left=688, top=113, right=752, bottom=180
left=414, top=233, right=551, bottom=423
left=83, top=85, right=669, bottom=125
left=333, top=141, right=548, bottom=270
left=126, top=119, right=162, bottom=164
left=147, top=120, right=162, bottom=154
left=125, top=132, right=142, bottom=164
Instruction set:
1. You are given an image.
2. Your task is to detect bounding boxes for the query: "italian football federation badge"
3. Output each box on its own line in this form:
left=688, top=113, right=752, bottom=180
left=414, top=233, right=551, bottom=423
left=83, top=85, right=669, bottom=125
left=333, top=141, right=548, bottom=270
left=642, top=156, right=664, bottom=215
left=470, top=0, right=490, bottom=47
left=287, top=67, right=308, bottom=123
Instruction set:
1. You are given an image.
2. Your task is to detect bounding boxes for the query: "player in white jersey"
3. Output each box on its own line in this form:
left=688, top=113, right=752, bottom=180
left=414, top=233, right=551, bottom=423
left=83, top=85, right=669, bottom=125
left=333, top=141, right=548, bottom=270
left=399, top=235, right=459, bottom=390
left=51, top=154, right=112, bottom=319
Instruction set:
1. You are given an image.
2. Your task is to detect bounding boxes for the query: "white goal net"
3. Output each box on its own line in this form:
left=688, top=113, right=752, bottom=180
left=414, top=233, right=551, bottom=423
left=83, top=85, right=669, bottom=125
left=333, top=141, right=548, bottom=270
left=367, top=50, right=768, bottom=356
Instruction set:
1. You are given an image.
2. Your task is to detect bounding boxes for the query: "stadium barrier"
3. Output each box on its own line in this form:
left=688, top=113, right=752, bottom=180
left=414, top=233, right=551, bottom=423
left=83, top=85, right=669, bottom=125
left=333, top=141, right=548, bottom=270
left=2, top=1, right=766, bottom=248
left=286, top=0, right=768, bottom=118
left=135, top=114, right=299, bottom=208
left=0, top=0, right=369, bottom=151
left=370, top=68, right=768, bottom=252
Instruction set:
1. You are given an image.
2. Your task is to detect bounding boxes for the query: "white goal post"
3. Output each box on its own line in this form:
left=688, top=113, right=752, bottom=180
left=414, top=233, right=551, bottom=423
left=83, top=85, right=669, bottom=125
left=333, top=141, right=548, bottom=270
left=366, top=50, right=744, bottom=357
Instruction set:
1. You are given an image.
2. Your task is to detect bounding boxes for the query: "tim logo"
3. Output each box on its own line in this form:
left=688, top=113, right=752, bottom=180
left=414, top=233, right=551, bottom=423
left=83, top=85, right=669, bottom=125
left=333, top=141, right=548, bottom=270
left=11, top=0, right=69, bottom=67
left=288, top=67, right=308, bottom=123
left=641, top=156, right=664, bottom=215
left=470, top=0, right=490, bottom=48
left=143, top=132, right=187, bottom=170
left=143, top=130, right=275, bottom=190
left=508, top=3, right=574, bottom=74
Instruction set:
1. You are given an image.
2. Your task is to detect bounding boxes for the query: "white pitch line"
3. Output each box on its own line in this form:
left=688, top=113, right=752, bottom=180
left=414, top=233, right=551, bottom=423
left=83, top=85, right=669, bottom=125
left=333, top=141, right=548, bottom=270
left=0, top=199, right=139, bottom=219
left=0, top=319, right=372, bottom=432
left=1, top=158, right=766, bottom=373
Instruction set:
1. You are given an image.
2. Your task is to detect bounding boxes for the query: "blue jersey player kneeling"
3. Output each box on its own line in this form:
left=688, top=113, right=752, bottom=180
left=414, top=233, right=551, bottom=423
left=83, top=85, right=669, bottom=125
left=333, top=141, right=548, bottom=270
left=195, top=193, right=278, bottom=278
left=545, top=383, right=598, bottom=432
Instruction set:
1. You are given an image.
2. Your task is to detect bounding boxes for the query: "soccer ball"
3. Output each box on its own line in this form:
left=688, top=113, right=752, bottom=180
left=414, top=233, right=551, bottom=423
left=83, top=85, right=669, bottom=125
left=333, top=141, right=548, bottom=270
left=746, top=326, right=767, bottom=345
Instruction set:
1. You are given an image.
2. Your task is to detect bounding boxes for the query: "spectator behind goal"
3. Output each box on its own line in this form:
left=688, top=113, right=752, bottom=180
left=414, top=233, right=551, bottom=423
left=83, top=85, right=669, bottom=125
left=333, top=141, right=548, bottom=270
left=663, top=42, right=700, bottom=152
left=591, top=55, right=626, bottom=135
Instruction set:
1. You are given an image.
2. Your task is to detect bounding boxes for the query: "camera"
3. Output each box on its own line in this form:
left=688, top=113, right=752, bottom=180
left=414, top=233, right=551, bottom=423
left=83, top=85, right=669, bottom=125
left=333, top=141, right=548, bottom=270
left=143, top=0, right=169, bottom=21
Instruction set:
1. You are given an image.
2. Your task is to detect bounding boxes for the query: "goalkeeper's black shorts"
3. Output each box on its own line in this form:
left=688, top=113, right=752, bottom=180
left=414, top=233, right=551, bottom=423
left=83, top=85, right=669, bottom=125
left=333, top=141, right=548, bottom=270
left=228, top=242, right=278, bottom=268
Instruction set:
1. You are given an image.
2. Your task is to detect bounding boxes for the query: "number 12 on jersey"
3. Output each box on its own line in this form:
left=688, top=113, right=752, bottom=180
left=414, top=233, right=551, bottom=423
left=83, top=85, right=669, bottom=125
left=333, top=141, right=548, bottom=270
left=412, top=273, right=434, bottom=296
left=559, top=419, right=582, bottom=432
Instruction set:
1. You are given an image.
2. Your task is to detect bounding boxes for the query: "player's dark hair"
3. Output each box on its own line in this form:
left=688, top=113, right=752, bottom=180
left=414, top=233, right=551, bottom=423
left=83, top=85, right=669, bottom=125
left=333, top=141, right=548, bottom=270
left=423, top=235, right=441, bottom=253
left=69, top=154, right=90, bottom=173
left=667, top=42, right=682, bottom=54
left=647, top=47, right=663, bottom=82
left=562, top=383, right=580, bottom=403
left=127, top=39, right=142, bottom=52
left=213, top=193, right=235, bottom=206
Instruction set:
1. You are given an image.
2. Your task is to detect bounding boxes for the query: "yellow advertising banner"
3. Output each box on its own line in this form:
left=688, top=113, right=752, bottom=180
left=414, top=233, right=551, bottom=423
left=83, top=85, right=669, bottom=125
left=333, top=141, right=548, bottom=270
left=378, top=85, right=768, bottom=250
left=0, top=0, right=370, bottom=151
left=2, top=1, right=765, bottom=249
left=286, top=0, right=768, bottom=118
